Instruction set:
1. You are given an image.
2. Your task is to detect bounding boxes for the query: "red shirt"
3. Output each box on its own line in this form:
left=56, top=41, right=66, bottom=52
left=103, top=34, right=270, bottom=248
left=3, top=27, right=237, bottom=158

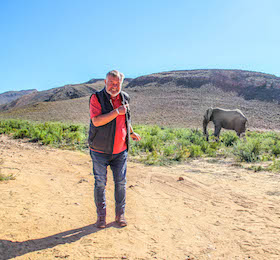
left=90, top=93, right=127, bottom=154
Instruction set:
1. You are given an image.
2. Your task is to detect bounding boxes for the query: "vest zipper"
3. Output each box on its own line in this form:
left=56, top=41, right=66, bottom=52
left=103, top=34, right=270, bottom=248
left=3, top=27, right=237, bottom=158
left=109, top=99, right=113, bottom=108
left=109, top=98, right=116, bottom=154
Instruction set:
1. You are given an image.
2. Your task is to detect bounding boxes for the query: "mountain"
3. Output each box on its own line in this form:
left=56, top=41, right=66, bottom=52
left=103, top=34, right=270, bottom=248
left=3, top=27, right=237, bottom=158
left=0, top=79, right=133, bottom=111
left=0, top=89, right=36, bottom=105
left=0, top=70, right=279, bottom=131
left=126, top=69, right=280, bottom=103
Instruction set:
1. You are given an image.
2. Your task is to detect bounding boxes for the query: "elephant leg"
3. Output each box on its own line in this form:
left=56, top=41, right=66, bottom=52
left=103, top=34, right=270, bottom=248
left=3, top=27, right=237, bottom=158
left=214, top=125, right=222, bottom=140
left=238, top=131, right=246, bottom=141
left=236, top=127, right=246, bottom=138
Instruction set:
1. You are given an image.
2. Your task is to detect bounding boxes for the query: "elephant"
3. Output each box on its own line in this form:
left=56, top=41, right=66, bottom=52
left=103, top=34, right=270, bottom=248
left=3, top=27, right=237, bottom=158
left=203, top=107, right=248, bottom=141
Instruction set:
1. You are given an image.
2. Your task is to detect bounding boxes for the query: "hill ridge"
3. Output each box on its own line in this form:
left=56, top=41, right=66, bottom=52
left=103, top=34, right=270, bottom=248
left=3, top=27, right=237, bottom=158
left=126, top=69, right=280, bottom=103
left=0, top=89, right=37, bottom=105
left=0, top=69, right=279, bottom=131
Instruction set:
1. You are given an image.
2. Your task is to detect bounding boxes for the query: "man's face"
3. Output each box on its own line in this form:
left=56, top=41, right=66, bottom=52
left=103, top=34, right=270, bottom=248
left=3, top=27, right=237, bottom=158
left=105, top=75, right=122, bottom=97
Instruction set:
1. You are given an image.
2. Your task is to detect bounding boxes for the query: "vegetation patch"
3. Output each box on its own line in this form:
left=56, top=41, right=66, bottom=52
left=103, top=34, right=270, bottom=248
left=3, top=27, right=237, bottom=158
left=0, top=119, right=88, bottom=151
left=0, top=158, right=16, bottom=181
left=131, top=125, right=280, bottom=168
left=0, top=172, right=16, bottom=181
left=1, top=119, right=280, bottom=170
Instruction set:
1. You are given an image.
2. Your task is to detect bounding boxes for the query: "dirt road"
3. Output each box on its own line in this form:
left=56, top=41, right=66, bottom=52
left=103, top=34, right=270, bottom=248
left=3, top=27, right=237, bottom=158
left=1, top=135, right=280, bottom=260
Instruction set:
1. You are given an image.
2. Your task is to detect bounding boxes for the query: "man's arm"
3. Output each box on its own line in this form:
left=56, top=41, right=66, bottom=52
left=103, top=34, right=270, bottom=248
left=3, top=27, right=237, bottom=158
left=92, top=109, right=118, bottom=127
left=92, top=104, right=129, bottom=127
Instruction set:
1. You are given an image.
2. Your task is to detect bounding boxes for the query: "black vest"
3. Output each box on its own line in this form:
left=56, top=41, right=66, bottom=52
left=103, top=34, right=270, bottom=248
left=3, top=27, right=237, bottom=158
left=88, top=88, right=131, bottom=154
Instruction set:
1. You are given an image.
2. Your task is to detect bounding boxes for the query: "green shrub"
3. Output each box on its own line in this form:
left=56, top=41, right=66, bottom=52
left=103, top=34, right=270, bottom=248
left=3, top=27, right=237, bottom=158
left=143, top=150, right=160, bottom=165
left=221, top=132, right=239, bottom=147
left=162, top=131, right=176, bottom=142
left=42, top=135, right=54, bottom=145
left=163, top=145, right=176, bottom=157
left=209, top=141, right=220, bottom=150
left=13, top=128, right=30, bottom=139
left=261, top=137, right=275, bottom=152
left=174, top=147, right=190, bottom=161
left=188, top=144, right=203, bottom=158
left=1, top=120, right=280, bottom=166
left=0, top=119, right=87, bottom=150
left=233, top=139, right=261, bottom=162
left=260, top=154, right=272, bottom=162
left=30, top=129, right=47, bottom=142
left=205, top=147, right=217, bottom=157
left=150, top=125, right=161, bottom=136
left=268, top=159, right=280, bottom=172
left=272, top=141, right=280, bottom=156
left=199, top=140, right=217, bottom=157
left=138, top=136, right=159, bottom=152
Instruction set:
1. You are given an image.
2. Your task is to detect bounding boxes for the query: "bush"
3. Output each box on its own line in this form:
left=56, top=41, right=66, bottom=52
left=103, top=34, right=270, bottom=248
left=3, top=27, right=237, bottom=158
left=189, top=144, right=203, bottom=158
left=174, top=147, right=190, bottom=161
left=261, top=137, right=276, bottom=152
left=221, top=132, right=239, bottom=147
left=268, top=159, right=280, bottom=172
left=150, top=125, right=161, bottom=136
left=233, top=139, right=261, bottom=162
left=13, top=128, right=30, bottom=139
left=1, top=120, right=280, bottom=166
left=272, top=141, right=280, bottom=156
left=163, top=145, right=176, bottom=157
left=0, top=119, right=87, bottom=150
left=146, top=150, right=160, bottom=165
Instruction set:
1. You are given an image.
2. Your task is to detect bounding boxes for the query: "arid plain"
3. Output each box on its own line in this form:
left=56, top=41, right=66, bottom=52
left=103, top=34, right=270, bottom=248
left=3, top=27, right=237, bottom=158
left=1, top=133, right=280, bottom=260
left=1, top=70, right=280, bottom=259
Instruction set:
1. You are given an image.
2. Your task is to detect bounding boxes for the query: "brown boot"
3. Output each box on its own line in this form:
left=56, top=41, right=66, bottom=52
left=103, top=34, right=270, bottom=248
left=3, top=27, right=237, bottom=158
left=115, top=214, right=127, bottom=227
left=96, top=215, right=106, bottom=228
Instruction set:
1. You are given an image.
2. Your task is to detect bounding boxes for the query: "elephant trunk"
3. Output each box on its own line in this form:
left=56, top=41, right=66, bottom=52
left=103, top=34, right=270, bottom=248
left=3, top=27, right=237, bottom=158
left=203, top=117, right=209, bottom=141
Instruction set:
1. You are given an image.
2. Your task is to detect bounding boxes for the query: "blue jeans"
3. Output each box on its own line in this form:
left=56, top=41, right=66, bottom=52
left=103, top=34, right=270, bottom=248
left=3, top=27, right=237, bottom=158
left=90, top=149, right=128, bottom=217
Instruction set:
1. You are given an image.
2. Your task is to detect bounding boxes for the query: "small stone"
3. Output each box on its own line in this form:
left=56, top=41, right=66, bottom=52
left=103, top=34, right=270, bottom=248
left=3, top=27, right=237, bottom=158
left=78, top=178, right=88, bottom=183
left=178, top=177, right=184, bottom=181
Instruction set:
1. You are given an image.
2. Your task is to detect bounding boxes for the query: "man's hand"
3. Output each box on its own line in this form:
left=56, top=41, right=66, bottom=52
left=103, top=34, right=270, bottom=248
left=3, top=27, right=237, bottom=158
left=118, top=104, right=129, bottom=115
left=130, top=132, right=141, bottom=141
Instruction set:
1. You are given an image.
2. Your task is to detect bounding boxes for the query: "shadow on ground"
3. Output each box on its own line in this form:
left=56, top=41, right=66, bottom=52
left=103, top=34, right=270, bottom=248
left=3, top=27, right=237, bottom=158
left=0, top=222, right=119, bottom=260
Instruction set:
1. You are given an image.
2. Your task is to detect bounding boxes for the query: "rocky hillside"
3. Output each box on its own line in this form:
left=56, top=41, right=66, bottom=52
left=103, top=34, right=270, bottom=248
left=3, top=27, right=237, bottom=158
left=0, top=79, right=132, bottom=111
left=0, top=89, right=36, bottom=105
left=127, top=69, right=280, bottom=103
left=0, top=70, right=279, bottom=131
left=2, top=70, right=280, bottom=112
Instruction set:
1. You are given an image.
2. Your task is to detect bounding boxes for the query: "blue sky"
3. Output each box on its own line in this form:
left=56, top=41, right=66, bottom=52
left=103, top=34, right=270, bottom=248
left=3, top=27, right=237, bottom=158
left=0, top=0, right=279, bottom=93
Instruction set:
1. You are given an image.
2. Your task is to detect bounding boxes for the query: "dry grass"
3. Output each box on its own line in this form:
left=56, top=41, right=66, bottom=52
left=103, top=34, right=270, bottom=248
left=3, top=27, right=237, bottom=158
left=0, top=158, right=16, bottom=181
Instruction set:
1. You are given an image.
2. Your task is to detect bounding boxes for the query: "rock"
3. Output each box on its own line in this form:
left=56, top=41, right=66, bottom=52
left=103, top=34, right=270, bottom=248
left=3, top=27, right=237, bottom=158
left=78, top=178, right=88, bottom=183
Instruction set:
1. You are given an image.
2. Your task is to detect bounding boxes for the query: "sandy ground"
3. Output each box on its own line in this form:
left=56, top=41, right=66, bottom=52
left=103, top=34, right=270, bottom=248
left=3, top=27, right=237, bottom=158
left=1, top=135, right=280, bottom=260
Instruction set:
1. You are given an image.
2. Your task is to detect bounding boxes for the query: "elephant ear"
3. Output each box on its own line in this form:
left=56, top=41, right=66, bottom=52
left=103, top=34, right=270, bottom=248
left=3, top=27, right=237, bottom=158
left=206, top=107, right=213, bottom=121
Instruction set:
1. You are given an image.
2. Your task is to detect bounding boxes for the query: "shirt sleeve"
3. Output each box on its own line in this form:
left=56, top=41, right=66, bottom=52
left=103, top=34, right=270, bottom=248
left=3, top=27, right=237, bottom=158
left=90, top=94, right=102, bottom=119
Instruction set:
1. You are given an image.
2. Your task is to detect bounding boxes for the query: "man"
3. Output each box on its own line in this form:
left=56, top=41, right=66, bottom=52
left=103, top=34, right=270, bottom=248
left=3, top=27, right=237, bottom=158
left=88, top=70, right=141, bottom=228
